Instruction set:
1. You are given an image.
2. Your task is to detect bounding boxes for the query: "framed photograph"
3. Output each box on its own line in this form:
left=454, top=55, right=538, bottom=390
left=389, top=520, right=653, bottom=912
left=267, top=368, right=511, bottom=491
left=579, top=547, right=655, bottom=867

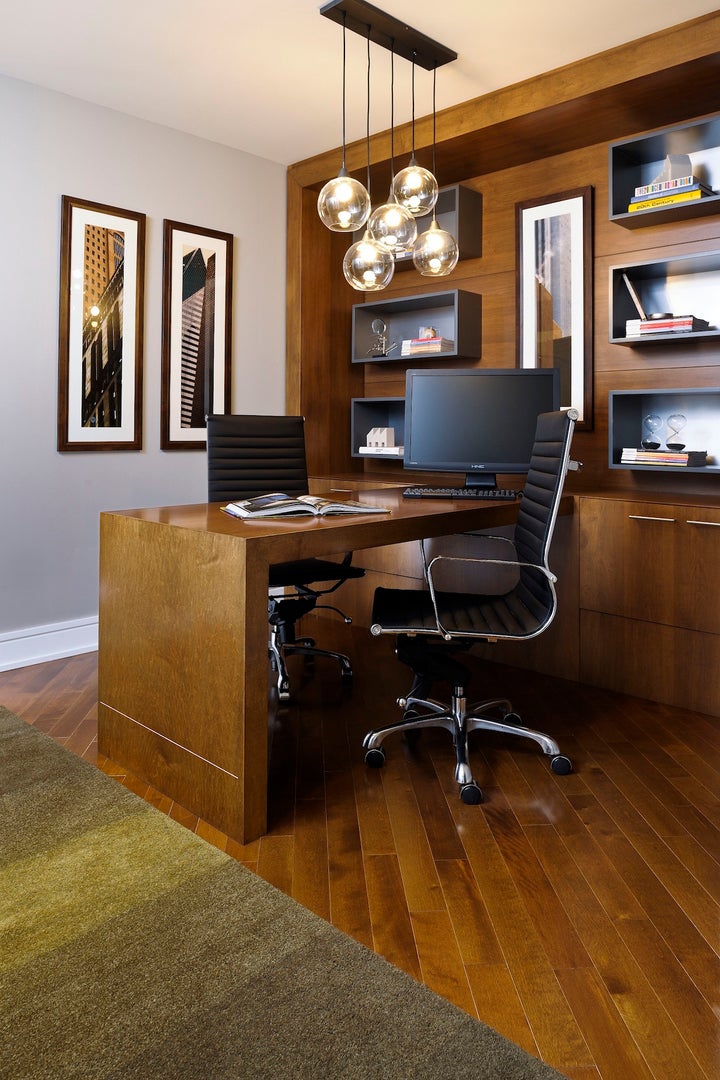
left=516, top=187, right=593, bottom=430
left=161, top=220, right=233, bottom=450
left=57, top=196, right=146, bottom=451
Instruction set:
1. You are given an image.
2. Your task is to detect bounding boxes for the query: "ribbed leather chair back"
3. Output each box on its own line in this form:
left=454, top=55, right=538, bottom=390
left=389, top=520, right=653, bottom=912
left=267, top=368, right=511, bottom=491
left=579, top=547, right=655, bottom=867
left=207, top=414, right=309, bottom=503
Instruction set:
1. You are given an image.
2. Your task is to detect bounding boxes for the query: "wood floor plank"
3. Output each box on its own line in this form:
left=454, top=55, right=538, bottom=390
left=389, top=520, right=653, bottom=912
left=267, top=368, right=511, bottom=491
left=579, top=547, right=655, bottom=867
left=3, top=640, right=720, bottom=1080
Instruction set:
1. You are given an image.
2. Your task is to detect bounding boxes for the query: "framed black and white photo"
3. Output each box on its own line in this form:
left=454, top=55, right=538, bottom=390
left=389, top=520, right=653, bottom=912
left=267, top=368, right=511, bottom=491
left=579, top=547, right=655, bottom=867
left=161, top=220, right=233, bottom=450
left=57, top=196, right=146, bottom=451
left=516, top=187, right=593, bottom=430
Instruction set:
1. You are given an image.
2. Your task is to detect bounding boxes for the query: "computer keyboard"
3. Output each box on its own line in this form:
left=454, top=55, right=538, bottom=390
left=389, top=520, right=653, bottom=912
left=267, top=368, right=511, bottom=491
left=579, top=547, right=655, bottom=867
left=402, top=486, right=521, bottom=500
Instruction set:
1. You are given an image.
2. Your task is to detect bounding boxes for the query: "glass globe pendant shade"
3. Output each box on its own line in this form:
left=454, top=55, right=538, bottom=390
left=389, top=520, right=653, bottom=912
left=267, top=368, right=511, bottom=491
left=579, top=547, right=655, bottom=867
left=412, top=218, right=459, bottom=276
left=317, top=168, right=371, bottom=232
left=392, top=157, right=439, bottom=217
left=342, top=231, right=395, bottom=291
left=367, top=191, right=418, bottom=254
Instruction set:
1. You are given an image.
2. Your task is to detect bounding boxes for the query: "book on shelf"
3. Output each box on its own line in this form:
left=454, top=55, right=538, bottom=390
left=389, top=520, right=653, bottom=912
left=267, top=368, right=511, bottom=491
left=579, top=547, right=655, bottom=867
left=634, top=173, right=694, bottom=196
left=627, top=188, right=711, bottom=212
left=625, top=315, right=710, bottom=336
left=629, top=179, right=713, bottom=203
left=358, top=444, right=404, bottom=456
left=620, top=448, right=708, bottom=467
left=221, top=493, right=391, bottom=519
left=400, top=336, right=454, bottom=356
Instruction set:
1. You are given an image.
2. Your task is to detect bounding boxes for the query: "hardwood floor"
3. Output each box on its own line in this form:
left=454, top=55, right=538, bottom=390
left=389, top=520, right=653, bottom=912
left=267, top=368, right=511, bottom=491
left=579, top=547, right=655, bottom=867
left=2, top=624, right=718, bottom=1080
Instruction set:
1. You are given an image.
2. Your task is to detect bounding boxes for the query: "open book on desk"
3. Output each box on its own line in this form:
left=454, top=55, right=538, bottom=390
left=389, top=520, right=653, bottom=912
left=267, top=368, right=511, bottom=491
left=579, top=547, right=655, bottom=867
left=222, top=493, right=391, bottom=519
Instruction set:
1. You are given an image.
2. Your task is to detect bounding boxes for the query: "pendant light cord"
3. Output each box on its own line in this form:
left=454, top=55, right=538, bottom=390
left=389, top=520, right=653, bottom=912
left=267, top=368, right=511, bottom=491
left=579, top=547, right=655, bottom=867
left=431, top=62, right=437, bottom=222
left=390, top=43, right=395, bottom=178
left=411, top=52, right=417, bottom=157
left=365, top=26, right=371, bottom=196
left=340, top=12, right=347, bottom=170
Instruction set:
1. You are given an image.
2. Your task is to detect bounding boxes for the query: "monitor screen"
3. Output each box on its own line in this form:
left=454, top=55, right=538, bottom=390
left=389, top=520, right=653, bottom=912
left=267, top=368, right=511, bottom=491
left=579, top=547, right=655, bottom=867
left=403, top=367, right=560, bottom=488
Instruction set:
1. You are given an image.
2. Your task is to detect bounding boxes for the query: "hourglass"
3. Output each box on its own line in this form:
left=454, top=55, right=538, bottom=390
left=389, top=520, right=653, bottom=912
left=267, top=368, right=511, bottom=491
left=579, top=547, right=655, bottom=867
left=666, top=413, right=687, bottom=452
left=641, top=413, right=663, bottom=450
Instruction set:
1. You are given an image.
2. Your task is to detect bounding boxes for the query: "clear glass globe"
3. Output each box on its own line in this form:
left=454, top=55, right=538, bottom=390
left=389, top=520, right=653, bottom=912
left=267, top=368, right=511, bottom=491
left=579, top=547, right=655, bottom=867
left=317, top=170, right=371, bottom=232
left=367, top=193, right=418, bottom=254
left=392, top=159, right=438, bottom=217
left=342, top=232, right=395, bottom=291
left=412, top=219, right=459, bottom=277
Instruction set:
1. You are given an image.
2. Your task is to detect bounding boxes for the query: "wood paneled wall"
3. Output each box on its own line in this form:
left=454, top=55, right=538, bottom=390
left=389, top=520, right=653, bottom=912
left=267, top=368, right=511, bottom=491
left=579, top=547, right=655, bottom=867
left=286, top=13, right=720, bottom=499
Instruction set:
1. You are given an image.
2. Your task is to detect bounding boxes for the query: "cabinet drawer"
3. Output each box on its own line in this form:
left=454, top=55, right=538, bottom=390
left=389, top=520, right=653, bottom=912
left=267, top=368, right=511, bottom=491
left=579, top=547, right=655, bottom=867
left=580, top=498, right=720, bottom=635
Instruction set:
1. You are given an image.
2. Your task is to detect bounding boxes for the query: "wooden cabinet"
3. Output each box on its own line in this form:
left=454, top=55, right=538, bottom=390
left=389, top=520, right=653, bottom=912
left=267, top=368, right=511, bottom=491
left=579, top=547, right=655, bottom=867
left=579, top=496, right=720, bottom=715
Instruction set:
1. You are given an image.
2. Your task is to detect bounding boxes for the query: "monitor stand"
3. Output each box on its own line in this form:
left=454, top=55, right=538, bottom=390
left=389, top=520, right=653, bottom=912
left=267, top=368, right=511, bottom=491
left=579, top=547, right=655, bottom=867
left=464, top=472, right=497, bottom=490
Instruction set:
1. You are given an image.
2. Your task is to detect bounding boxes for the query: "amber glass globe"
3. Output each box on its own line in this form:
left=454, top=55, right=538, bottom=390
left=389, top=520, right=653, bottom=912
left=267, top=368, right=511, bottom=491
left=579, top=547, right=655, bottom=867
left=412, top=219, right=459, bottom=277
left=342, top=232, right=395, bottom=291
left=317, top=170, right=371, bottom=232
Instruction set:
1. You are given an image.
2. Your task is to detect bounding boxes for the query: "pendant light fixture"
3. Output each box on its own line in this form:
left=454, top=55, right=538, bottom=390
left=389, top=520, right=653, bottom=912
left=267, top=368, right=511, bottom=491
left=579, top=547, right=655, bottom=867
left=343, top=29, right=394, bottom=291
left=367, top=45, right=417, bottom=256
left=317, top=11, right=371, bottom=233
left=392, top=52, right=438, bottom=218
left=412, top=65, right=459, bottom=277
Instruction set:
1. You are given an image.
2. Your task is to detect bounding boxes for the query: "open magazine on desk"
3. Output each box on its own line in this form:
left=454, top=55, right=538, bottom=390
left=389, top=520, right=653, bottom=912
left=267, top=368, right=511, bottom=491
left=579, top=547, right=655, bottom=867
left=221, top=493, right=391, bottom=519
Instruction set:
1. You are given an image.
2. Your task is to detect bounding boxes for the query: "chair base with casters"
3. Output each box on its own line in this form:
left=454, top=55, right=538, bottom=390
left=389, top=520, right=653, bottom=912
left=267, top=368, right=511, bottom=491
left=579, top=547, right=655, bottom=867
left=363, top=636, right=572, bottom=804
left=363, top=408, right=578, bottom=804
left=268, top=592, right=354, bottom=701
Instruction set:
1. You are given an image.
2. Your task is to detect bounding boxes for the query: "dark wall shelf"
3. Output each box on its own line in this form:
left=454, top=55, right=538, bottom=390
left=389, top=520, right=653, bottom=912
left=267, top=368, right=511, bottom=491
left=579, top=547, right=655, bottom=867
left=351, top=288, right=482, bottom=364
left=609, top=113, right=720, bottom=227
left=608, top=387, right=720, bottom=472
left=350, top=397, right=405, bottom=458
left=609, top=250, right=720, bottom=344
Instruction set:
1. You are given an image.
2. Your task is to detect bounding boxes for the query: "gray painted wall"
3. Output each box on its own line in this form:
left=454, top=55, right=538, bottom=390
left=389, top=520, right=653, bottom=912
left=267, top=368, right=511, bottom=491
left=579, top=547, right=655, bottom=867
left=0, top=74, right=287, bottom=649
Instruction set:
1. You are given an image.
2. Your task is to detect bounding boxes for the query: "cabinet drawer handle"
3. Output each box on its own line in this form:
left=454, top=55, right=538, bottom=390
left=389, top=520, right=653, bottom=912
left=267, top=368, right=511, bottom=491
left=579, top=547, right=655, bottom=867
left=628, top=515, right=676, bottom=523
left=686, top=519, right=720, bottom=528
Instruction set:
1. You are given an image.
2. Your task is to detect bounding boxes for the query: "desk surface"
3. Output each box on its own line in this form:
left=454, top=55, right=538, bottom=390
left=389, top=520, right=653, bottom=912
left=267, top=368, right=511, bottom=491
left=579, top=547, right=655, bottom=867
left=98, top=492, right=531, bottom=844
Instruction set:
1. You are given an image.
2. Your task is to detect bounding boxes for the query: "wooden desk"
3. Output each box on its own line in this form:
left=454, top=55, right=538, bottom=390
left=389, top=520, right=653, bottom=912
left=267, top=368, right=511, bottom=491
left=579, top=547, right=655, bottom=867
left=97, top=491, right=523, bottom=843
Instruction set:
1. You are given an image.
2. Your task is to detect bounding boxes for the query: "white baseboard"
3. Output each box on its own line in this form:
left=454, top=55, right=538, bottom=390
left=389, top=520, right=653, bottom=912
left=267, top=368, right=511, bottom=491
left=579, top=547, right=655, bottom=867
left=0, top=617, right=98, bottom=671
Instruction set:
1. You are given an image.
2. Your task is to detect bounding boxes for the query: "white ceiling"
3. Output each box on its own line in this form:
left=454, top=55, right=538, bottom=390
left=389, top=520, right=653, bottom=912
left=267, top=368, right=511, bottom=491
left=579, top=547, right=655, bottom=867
left=2, top=1, right=718, bottom=167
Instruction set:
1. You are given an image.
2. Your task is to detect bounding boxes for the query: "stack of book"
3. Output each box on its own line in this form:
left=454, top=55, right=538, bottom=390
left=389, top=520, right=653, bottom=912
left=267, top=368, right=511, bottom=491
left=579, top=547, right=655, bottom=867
left=625, top=315, right=710, bottom=336
left=400, top=336, right=454, bottom=357
left=627, top=175, right=714, bottom=213
left=620, top=448, right=707, bottom=467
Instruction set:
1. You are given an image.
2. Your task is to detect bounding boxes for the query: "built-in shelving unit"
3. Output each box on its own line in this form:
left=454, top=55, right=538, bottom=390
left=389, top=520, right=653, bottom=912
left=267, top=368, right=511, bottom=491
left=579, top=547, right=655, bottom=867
left=609, top=250, right=720, bottom=343
left=350, top=397, right=405, bottom=458
left=608, top=387, right=720, bottom=472
left=351, top=288, right=481, bottom=364
left=609, top=113, right=720, bottom=227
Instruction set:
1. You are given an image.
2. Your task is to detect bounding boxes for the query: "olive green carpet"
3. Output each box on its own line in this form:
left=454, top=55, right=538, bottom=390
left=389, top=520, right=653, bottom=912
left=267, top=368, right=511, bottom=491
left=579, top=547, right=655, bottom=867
left=0, top=706, right=566, bottom=1080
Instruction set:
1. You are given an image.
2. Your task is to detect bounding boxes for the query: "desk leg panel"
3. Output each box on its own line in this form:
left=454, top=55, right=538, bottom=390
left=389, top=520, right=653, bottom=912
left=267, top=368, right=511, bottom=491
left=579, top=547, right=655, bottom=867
left=98, top=513, right=270, bottom=843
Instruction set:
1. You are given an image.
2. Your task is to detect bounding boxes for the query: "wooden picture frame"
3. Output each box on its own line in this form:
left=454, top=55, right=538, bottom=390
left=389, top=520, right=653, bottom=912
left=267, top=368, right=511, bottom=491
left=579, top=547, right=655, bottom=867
left=516, top=186, right=593, bottom=430
left=161, top=220, right=233, bottom=450
left=57, top=196, right=145, bottom=451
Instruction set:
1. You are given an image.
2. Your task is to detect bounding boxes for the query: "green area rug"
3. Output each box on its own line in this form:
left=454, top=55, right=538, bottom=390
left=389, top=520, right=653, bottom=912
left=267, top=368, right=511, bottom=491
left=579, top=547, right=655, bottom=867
left=0, top=706, right=565, bottom=1079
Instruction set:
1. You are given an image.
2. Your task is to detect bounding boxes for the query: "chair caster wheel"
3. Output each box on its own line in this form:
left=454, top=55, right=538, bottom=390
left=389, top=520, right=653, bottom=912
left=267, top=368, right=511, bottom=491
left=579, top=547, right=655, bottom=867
left=365, top=747, right=386, bottom=769
left=551, top=754, right=573, bottom=775
left=460, top=782, right=483, bottom=805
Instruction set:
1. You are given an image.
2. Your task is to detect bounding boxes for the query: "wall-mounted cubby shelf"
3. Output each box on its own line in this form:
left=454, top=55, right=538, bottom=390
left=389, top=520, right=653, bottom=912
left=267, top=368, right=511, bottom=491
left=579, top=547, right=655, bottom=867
left=353, top=184, right=483, bottom=271
left=608, top=387, right=720, bottom=473
left=609, top=250, right=720, bottom=344
left=609, top=114, right=720, bottom=227
left=351, top=288, right=482, bottom=364
left=350, top=397, right=405, bottom=458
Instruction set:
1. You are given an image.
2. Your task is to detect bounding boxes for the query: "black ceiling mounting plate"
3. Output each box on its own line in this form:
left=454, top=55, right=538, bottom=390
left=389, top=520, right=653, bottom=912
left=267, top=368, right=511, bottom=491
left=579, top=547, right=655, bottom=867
left=320, top=0, right=457, bottom=70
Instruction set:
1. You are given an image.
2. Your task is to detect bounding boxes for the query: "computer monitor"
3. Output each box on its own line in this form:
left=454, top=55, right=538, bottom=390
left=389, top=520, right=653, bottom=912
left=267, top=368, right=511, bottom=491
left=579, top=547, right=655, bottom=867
left=403, top=367, right=560, bottom=489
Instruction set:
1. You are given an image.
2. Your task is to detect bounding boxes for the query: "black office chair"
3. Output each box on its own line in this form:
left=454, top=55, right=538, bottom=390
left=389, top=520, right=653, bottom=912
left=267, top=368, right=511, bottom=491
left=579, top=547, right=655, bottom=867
left=207, top=414, right=365, bottom=701
left=363, top=408, right=579, bottom=804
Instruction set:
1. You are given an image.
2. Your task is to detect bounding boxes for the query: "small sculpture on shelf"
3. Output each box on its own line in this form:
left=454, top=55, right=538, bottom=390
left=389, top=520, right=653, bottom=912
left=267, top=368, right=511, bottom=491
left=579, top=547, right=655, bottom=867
left=367, top=317, right=398, bottom=358
left=641, top=413, right=663, bottom=450
left=666, top=413, right=687, bottom=451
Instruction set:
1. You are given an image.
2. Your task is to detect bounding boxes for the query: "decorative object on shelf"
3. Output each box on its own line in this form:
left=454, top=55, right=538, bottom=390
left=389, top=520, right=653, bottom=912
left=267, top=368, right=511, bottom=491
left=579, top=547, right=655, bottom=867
left=516, top=187, right=594, bottom=430
left=342, top=28, right=395, bottom=291
left=161, top=220, right=233, bottom=451
left=666, top=412, right=687, bottom=451
left=317, top=11, right=371, bottom=233
left=57, top=194, right=145, bottom=452
left=626, top=152, right=714, bottom=213
left=366, top=317, right=397, bottom=357
left=641, top=413, right=663, bottom=450
left=319, top=0, right=457, bottom=291
left=360, top=426, right=403, bottom=456
left=367, top=47, right=418, bottom=256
